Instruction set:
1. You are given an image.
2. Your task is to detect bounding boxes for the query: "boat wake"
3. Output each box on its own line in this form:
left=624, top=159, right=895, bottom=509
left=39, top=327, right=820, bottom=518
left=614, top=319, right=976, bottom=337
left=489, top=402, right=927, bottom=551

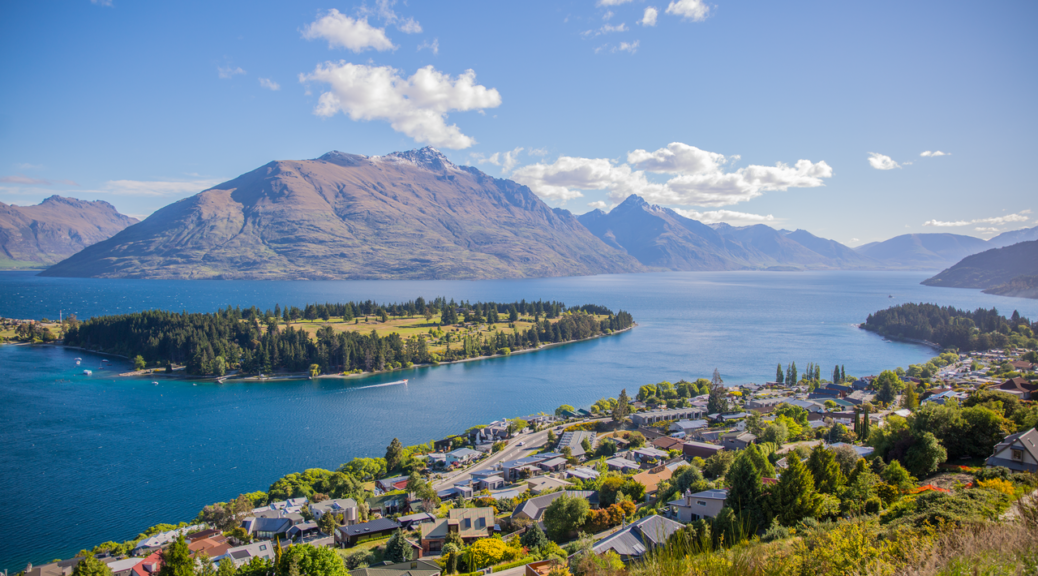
left=354, top=379, right=408, bottom=390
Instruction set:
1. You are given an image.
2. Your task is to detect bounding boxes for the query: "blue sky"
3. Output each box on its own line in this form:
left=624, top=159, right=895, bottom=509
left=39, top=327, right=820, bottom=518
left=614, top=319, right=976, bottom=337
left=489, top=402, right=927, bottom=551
left=1, top=0, right=1035, bottom=246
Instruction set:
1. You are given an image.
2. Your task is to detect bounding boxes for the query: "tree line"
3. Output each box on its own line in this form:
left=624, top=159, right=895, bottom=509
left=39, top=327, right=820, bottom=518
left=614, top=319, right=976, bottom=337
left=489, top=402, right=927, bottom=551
left=862, top=303, right=1037, bottom=352
left=63, top=299, right=634, bottom=376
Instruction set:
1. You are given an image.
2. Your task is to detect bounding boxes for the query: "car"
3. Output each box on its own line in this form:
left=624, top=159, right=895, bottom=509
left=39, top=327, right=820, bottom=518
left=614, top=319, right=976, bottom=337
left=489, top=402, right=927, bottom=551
left=518, top=441, right=525, bottom=446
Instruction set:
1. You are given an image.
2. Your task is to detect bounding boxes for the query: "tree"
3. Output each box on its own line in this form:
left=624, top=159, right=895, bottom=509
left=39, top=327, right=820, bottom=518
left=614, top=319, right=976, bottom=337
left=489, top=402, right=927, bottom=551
left=743, top=444, right=776, bottom=478
left=547, top=429, right=557, bottom=446
left=384, top=529, right=413, bottom=563
left=317, top=510, right=338, bottom=536
left=542, top=493, right=590, bottom=541
left=768, top=455, right=817, bottom=526
left=707, top=371, right=729, bottom=415
left=704, top=450, right=735, bottom=478
left=279, top=544, right=348, bottom=576
left=72, top=556, right=113, bottom=576
left=881, top=459, right=916, bottom=491
left=806, top=445, right=844, bottom=495
left=725, top=450, right=763, bottom=530
left=612, top=389, right=631, bottom=423
left=134, top=355, right=146, bottom=371
left=309, top=364, right=320, bottom=379
left=555, top=404, right=575, bottom=418
left=215, top=558, right=235, bottom=576
left=520, top=522, right=549, bottom=550
left=760, top=422, right=788, bottom=445
left=874, top=370, right=905, bottom=404
left=904, top=431, right=947, bottom=477
left=776, top=363, right=784, bottom=384
left=212, top=355, right=226, bottom=377
left=158, top=535, right=194, bottom=576
left=385, top=438, right=404, bottom=472
left=902, top=381, right=919, bottom=411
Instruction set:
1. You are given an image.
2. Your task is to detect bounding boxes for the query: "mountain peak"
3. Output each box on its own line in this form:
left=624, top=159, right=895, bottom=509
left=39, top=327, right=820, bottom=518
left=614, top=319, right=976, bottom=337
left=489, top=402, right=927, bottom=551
left=377, top=147, right=458, bottom=172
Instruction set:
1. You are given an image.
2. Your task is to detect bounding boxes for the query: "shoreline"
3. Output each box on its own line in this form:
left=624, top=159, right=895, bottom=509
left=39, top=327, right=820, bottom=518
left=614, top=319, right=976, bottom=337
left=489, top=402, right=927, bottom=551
left=857, top=324, right=942, bottom=351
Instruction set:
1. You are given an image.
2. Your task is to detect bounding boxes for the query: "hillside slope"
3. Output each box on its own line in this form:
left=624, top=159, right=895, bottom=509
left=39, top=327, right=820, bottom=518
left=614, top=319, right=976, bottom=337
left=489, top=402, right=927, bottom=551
left=41, top=149, right=645, bottom=280
left=0, top=196, right=138, bottom=267
left=921, top=240, right=1038, bottom=299
left=854, top=233, right=990, bottom=269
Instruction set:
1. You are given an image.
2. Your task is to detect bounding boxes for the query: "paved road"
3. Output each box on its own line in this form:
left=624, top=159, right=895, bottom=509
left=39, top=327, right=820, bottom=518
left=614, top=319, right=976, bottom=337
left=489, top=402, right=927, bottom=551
left=431, top=418, right=609, bottom=491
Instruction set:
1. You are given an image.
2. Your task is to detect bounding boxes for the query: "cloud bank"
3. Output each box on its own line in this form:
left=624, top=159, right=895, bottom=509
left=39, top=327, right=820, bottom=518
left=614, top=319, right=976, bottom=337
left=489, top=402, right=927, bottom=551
left=302, top=9, right=396, bottom=52
left=867, top=152, right=899, bottom=170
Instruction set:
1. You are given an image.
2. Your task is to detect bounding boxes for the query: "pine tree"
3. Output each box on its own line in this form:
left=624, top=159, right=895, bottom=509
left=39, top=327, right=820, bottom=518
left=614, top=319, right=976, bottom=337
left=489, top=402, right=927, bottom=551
left=840, top=365, right=846, bottom=382
left=776, top=364, right=784, bottom=384
left=385, top=438, right=404, bottom=472
left=769, top=455, right=817, bottom=526
left=861, top=406, right=871, bottom=440
left=790, top=362, right=798, bottom=384
left=707, top=374, right=728, bottom=415
left=71, top=556, right=113, bottom=576
left=612, top=389, right=631, bottom=423
left=520, top=522, right=548, bottom=549
left=806, top=445, right=844, bottom=495
left=726, top=451, right=763, bottom=530
left=833, top=365, right=840, bottom=384
left=157, top=535, right=194, bottom=576
left=384, top=529, right=413, bottom=563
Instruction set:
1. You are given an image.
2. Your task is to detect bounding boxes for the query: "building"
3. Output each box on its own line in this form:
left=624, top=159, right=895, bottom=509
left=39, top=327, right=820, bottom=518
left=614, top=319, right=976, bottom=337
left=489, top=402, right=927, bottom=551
left=242, top=517, right=292, bottom=540
left=445, top=447, right=481, bottom=466
left=652, top=436, right=686, bottom=452
left=846, top=391, right=877, bottom=405
left=336, top=518, right=402, bottom=547
left=511, top=491, right=599, bottom=523
left=630, top=447, right=669, bottom=465
left=632, top=407, right=706, bottom=426
left=310, top=498, right=358, bottom=522
left=349, top=560, right=441, bottom=576
left=668, top=488, right=728, bottom=522
left=525, top=476, right=573, bottom=494
left=721, top=432, right=757, bottom=451
left=604, top=457, right=641, bottom=473
left=591, top=515, right=684, bottom=561
left=632, top=465, right=673, bottom=501
left=420, top=508, right=496, bottom=553
left=682, top=441, right=724, bottom=460
left=565, top=466, right=600, bottom=482
left=1000, top=377, right=1038, bottom=400
left=747, top=397, right=792, bottom=409
left=667, top=419, right=709, bottom=436
left=986, top=428, right=1038, bottom=472
left=377, top=475, right=410, bottom=493
left=220, top=541, right=275, bottom=568
left=557, top=431, right=597, bottom=459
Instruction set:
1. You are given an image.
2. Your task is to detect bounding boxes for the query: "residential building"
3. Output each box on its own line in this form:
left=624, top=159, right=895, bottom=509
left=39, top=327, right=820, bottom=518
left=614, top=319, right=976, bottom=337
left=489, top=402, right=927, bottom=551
left=631, top=407, right=706, bottom=426
left=632, top=465, right=673, bottom=501
left=829, top=442, right=874, bottom=457
left=476, top=475, right=505, bottom=490
left=667, top=420, right=708, bottom=436
left=445, top=447, right=481, bottom=466
left=721, top=432, right=757, bottom=451
left=367, top=493, right=407, bottom=517
left=129, top=552, right=163, bottom=576
left=511, top=491, right=599, bottom=523
left=565, top=467, right=600, bottom=482
left=525, top=476, right=573, bottom=494
left=652, top=436, right=686, bottom=452
left=242, top=517, right=292, bottom=540
left=336, top=518, right=402, bottom=547
left=377, top=476, right=410, bottom=493
left=668, top=488, right=728, bottom=522
left=1000, top=377, right=1038, bottom=400
left=349, top=559, right=441, bottom=576
left=420, top=508, right=496, bottom=553
left=604, top=457, right=641, bottom=473
left=682, top=441, right=724, bottom=460
left=747, top=397, right=792, bottom=409
left=310, top=498, right=358, bottom=522
left=537, top=457, right=568, bottom=473
left=986, top=428, right=1038, bottom=472
left=557, top=431, right=597, bottom=459
left=397, top=512, right=437, bottom=530
left=846, top=391, right=877, bottom=405
left=221, top=541, right=275, bottom=568
left=630, top=447, right=669, bottom=465
left=104, top=558, right=145, bottom=576
left=591, top=515, right=684, bottom=561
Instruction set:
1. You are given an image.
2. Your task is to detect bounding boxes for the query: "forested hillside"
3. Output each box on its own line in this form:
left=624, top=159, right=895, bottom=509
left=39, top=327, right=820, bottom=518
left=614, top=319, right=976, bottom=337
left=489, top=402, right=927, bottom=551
left=862, top=303, right=1036, bottom=351
left=64, top=297, right=634, bottom=376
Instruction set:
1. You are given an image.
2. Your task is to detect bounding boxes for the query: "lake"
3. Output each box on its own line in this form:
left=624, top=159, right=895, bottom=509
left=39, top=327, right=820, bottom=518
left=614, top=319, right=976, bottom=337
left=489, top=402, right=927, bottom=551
left=2, top=270, right=1036, bottom=570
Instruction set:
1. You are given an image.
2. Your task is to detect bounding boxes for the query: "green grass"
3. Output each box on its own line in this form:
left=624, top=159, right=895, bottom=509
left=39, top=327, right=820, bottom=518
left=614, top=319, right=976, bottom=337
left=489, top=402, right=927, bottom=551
left=0, top=257, right=48, bottom=270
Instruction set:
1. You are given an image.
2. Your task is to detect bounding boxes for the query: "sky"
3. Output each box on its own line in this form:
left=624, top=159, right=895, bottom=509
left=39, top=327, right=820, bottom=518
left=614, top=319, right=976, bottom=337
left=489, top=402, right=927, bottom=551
left=1, top=0, right=1035, bottom=246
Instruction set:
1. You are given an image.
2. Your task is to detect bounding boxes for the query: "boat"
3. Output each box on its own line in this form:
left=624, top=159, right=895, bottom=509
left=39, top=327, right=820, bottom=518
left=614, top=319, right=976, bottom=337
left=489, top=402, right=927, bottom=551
left=83, top=370, right=92, bottom=375
left=152, top=381, right=159, bottom=385
left=75, top=360, right=81, bottom=366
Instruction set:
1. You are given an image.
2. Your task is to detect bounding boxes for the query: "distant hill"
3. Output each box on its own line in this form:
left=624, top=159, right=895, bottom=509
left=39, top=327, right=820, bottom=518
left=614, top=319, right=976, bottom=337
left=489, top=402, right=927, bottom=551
left=854, top=233, right=991, bottom=269
left=988, top=225, right=1038, bottom=248
left=41, top=148, right=645, bottom=280
left=576, top=195, right=875, bottom=271
left=922, top=240, right=1038, bottom=299
left=0, top=196, right=138, bottom=268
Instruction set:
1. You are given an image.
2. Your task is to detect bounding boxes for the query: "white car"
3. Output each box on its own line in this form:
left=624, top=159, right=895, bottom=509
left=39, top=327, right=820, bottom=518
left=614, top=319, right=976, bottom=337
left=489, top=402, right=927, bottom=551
left=518, top=441, right=525, bottom=446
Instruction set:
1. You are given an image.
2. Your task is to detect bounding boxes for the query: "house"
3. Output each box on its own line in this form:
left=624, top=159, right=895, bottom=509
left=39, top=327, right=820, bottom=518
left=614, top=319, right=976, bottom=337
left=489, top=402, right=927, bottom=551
left=784, top=399, right=825, bottom=413
left=605, top=457, right=641, bottom=473
left=501, top=455, right=560, bottom=481
left=336, top=518, right=402, bottom=547
left=220, top=541, right=275, bottom=568
left=630, top=447, right=669, bottom=465
left=420, top=508, right=496, bottom=553
left=652, top=436, right=686, bottom=452
left=511, top=491, right=600, bottom=523
left=129, top=552, right=163, bottom=576
left=104, top=558, right=145, bottom=576
left=683, top=441, right=724, bottom=460
left=310, top=498, right=358, bottom=522
left=445, top=447, right=482, bottom=466
left=525, top=476, right=573, bottom=494
left=188, top=534, right=231, bottom=559
left=1010, top=361, right=1035, bottom=372
left=986, top=428, right=1038, bottom=472
left=631, top=407, right=706, bottom=426
left=349, top=559, right=442, bottom=576
left=668, top=488, right=728, bottom=522
left=747, top=397, right=792, bottom=409
left=367, top=493, right=408, bottom=517
left=1000, top=377, right=1038, bottom=400
left=846, top=391, right=877, bottom=406
left=377, top=476, right=411, bottom=493
left=829, top=442, right=874, bottom=457
left=565, top=466, right=600, bottom=482
left=721, top=432, right=757, bottom=451
left=242, top=517, right=293, bottom=540
left=476, top=475, right=506, bottom=490
left=132, top=525, right=204, bottom=555
left=591, top=515, right=684, bottom=561
left=557, top=431, right=598, bottom=458
left=397, top=512, right=437, bottom=530
left=851, top=378, right=872, bottom=391
left=287, top=521, right=321, bottom=541
left=632, top=465, right=673, bottom=500
left=922, top=390, right=969, bottom=405
left=537, top=457, right=569, bottom=473
left=666, top=420, right=708, bottom=437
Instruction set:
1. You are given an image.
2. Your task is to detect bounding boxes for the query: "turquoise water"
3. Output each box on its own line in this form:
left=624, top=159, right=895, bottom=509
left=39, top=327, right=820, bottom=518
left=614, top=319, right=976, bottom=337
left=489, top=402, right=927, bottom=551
left=2, top=270, right=1036, bottom=570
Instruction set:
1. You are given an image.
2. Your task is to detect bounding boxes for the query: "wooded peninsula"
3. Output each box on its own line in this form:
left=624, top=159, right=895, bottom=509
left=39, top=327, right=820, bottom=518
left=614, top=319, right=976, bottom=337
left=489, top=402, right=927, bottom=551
left=62, top=298, right=635, bottom=377
left=862, top=303, right=1037, bottom=352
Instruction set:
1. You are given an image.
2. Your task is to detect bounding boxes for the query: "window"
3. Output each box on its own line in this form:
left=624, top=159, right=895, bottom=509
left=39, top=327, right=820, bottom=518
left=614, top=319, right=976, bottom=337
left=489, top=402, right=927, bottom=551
left=1012, top=449, right=1024, bottom=462
left=259, top=545, right=267, bottom=551
left=697, top=501, right=707, bottom=506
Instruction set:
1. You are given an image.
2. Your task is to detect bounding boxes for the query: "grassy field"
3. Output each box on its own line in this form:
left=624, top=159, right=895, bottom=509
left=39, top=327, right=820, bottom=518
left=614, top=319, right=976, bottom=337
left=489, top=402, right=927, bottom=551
left=283, top=313, right=608, bottom=356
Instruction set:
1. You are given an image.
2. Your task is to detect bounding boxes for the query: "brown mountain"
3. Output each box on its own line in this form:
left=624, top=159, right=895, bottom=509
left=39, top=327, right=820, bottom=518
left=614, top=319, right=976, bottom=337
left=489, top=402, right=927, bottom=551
left=922, top=240, right=1038, bottom=299
left=41, top=148, right=645, bottom=280
left=0, top=195, right=138, bottom=267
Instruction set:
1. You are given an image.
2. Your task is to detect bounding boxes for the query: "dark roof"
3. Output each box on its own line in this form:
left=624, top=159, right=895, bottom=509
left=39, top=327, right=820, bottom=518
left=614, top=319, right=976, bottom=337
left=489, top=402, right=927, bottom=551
left=250, top=517, right=291, bottom=533
left=349, top=559, right=441, bottom=576
left=339, top=518, right=401, bottom=537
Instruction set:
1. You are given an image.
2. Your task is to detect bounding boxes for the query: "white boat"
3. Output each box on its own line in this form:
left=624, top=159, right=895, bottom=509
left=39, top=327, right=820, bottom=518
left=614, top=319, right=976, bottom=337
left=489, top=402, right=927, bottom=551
left=83, top=370, right=92, bottom=375
left=152, top=381, right=159, bottom=385
left=75, top=360, right=81, bottom=366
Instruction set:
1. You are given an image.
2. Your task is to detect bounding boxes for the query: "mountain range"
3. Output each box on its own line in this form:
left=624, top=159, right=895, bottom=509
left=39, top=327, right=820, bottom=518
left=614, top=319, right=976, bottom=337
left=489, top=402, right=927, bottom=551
left=0, top=196, right=138, bottom=268
left=12, top=148, right=1036, bottom=280
left=41, top=149, right=643, bottom=280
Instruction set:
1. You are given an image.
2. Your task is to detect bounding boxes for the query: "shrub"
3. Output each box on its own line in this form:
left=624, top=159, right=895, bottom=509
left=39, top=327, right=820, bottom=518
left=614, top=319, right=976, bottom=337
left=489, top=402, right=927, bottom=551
left=976, top=478, right=1015, bottom=496
left=881, top=489, right=1010, bottom=528
left=865, top=497, right=883, bottom=514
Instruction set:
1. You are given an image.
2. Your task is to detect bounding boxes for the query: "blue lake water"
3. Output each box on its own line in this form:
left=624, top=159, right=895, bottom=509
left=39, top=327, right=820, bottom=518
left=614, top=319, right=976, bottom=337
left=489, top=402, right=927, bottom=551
left=2, top=270, right=1037, bottom=570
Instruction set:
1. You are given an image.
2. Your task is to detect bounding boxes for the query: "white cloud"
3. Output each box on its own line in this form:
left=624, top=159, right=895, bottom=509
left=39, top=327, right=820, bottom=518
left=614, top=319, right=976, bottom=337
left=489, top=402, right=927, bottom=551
left=603, top=10, right=615, bottom=20
left=302, top=9, right=396, bottom=52
left=666, top=0, right=711, bottom=21
left=258, top=78, right=280, bottom=91
left=618, top=41, right=640, bottom=53
left=974, top=227, right=1000, bottom=234
left=920, top=150, right=950, bottom=157
left=398, top=18, right=422, bottom=34
left=673, top=208, right=776, bottom=225
left=588, top=201, right=609, bottom=210
left=478, top=147, right=525, bottom=174
left=15, top=163, right=45, bottom=170
left=867, top=152, right=900, bottom=170
left=102, top=178, right=223, bottom=197
left=597, top=0, right=635, bottom=5
left=418, top=38, right=439, bottom=55
left=218, top=65, right=246, bottom=79
left=923, top=211, right=1030, bottom=228
left=528, top=148, right=549, bottom=157
left=641, top=7, right=659, bottom=26
left=512, top=142, right=832, bottom=207
left=367, top=0, right=422, bottom=33
left=584, top=23, right=629, bottom=37
left=300, top=63, right=501, bottom=150
left=91, top=0, right=113, bottom=6
left=0, top=175, right=78, bottom=186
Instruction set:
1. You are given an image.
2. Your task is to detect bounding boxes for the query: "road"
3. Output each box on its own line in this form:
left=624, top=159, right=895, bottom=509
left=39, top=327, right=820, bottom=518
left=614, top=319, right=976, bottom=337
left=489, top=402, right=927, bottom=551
left=431, top=418, right=609, bottom=492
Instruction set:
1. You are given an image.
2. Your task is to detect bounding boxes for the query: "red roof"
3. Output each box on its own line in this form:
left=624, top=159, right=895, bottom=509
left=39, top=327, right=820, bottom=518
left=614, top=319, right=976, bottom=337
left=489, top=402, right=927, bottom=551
left=131, top=551, right=163, bottom=576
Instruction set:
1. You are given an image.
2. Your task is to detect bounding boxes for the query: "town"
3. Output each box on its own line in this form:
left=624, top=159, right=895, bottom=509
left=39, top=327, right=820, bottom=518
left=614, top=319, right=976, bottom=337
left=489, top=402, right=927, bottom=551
left=18, top=343, right=1038, bottom=576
